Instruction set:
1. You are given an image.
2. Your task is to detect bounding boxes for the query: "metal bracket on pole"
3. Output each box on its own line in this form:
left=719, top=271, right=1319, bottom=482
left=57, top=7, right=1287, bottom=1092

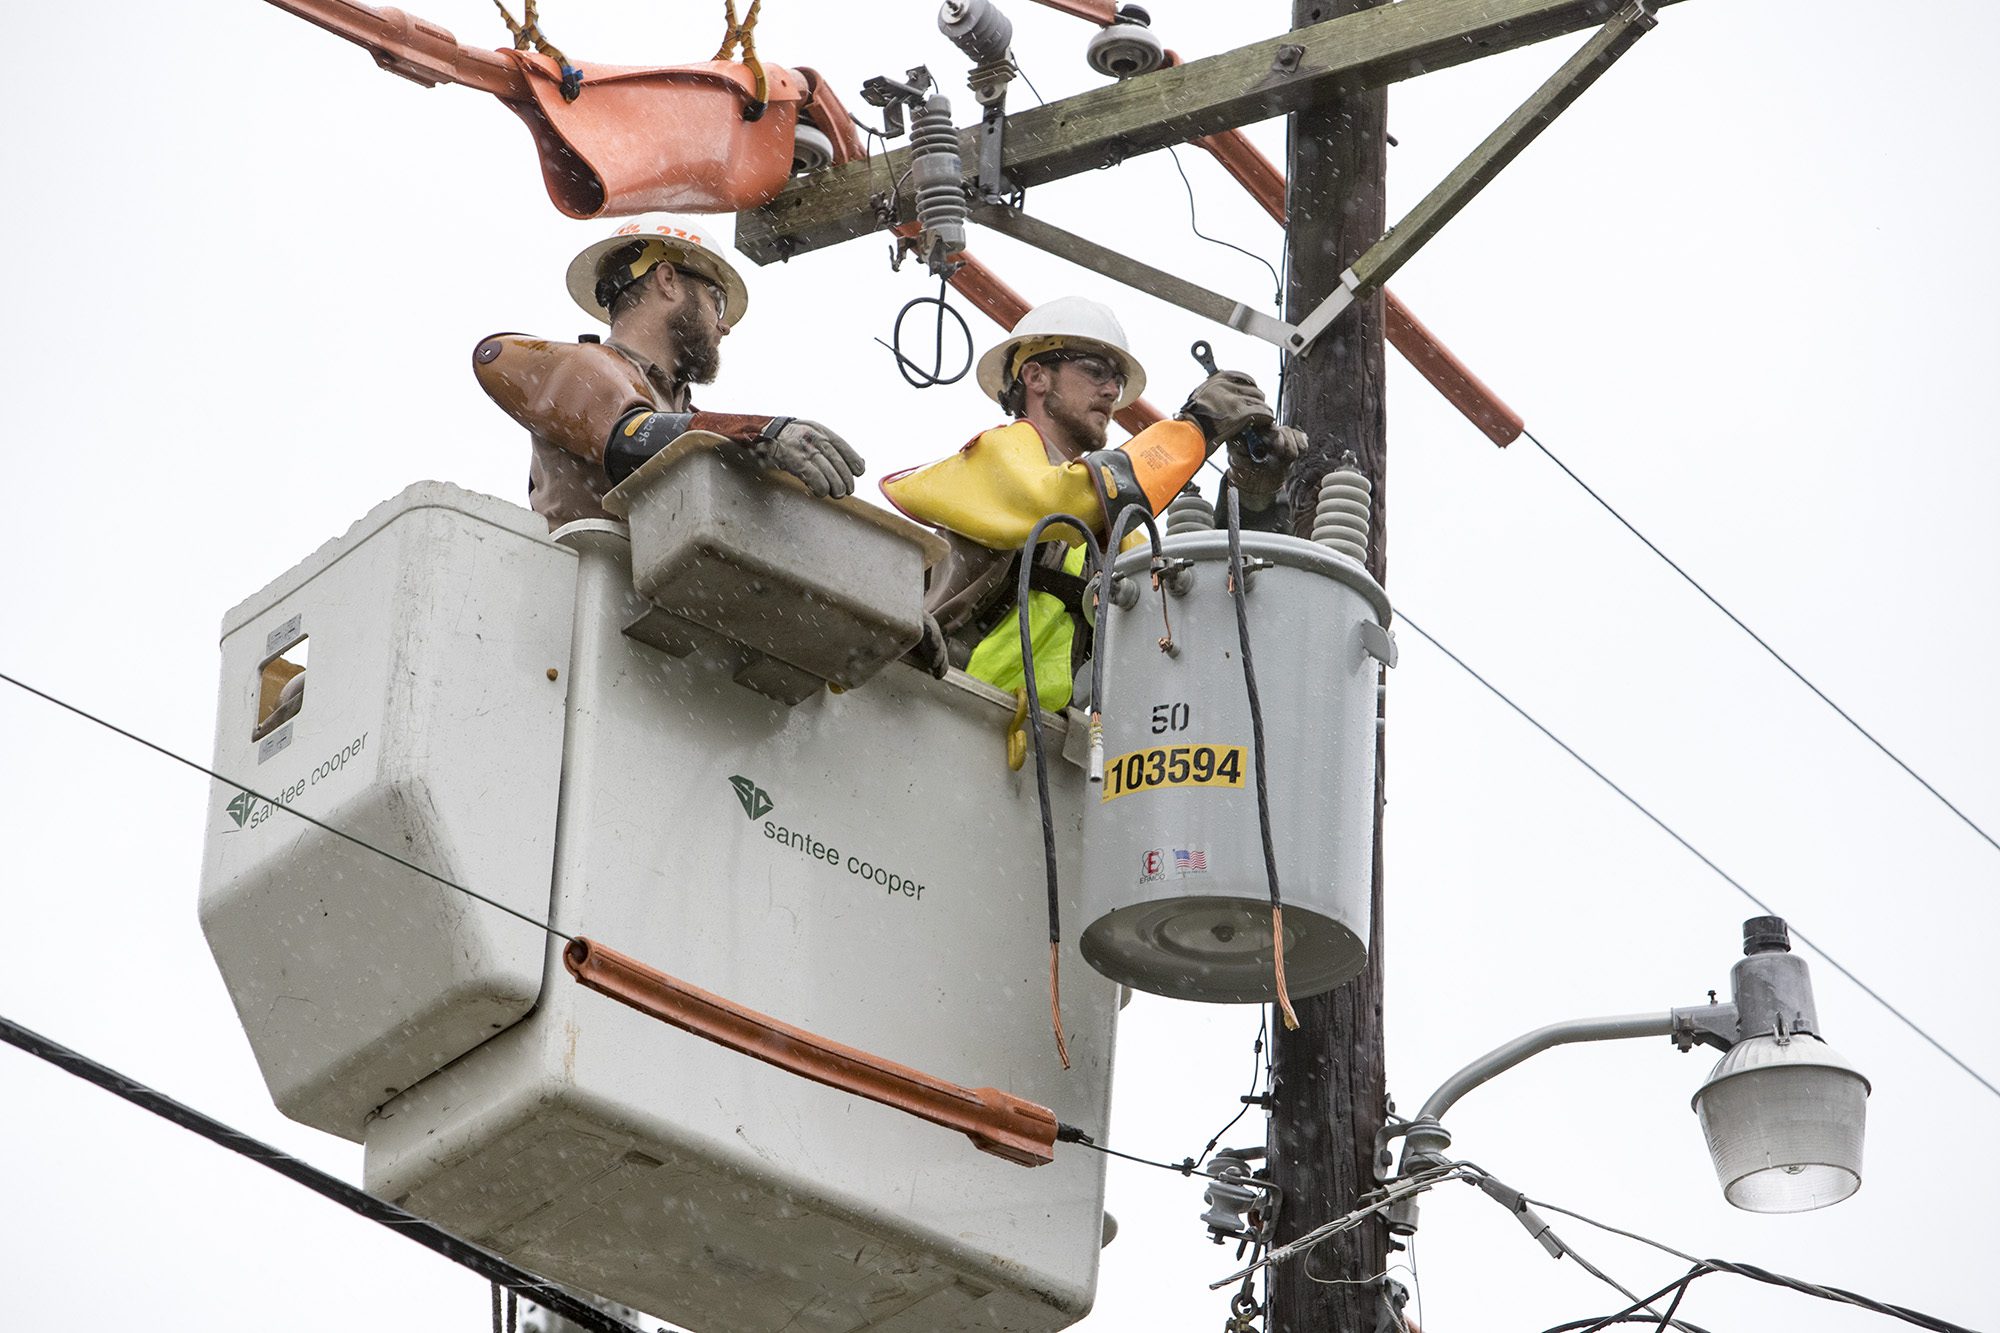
left=966, top=56, right=1019, bottom=201
left=1287, top=0, right=1659, bottom=355
left=978, top=104, right=1011, bottom=199
left=968, top=200, right=1295, bottom=348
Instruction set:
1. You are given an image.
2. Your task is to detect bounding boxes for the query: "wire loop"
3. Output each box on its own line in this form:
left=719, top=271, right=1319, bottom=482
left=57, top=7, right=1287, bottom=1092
left=875, top=276, right=973, bottom=388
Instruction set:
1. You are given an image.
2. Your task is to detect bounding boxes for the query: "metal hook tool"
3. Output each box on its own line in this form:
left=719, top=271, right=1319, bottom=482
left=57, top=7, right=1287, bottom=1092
left=1190, top=340, right=1272, bottom=464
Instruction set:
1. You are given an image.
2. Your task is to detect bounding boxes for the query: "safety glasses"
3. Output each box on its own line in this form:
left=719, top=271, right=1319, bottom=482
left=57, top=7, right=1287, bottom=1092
left=676, top=268, right=727, bottom=315
left=1043, top=352, right=1127, bottom=392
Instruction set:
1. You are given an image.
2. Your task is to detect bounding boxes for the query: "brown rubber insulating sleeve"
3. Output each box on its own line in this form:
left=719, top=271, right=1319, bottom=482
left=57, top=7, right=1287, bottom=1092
left=563, top=938, right=1059, bottom=1167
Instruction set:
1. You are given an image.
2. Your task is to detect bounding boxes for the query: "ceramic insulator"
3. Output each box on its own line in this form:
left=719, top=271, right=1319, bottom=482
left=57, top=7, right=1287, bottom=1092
left=1312, top=464, right=1371, bottom=566
left=939, top=0, right=1013, bottom=65
left=910, top=95, right=967, bottom=257
left=1163, top=489, right=1216, bottom=536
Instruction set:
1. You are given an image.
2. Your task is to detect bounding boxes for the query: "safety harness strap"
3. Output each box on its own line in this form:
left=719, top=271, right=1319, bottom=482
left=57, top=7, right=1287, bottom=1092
left=963, top=544, right=1094, bottom=660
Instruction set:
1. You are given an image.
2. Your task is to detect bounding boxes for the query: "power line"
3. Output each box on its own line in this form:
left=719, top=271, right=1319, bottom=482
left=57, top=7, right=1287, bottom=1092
left=1507, top=1180, right=1980, bottom=1332
left=1546, top=1258, right=1978, bottom=1333
left=1525, top=428, right=2000, bottom=859
left=1525, top=1195, right=1697, bottom=1266
left=1188, top=1006, right=1270, bottom=1167
left=1209, top=1165, right=1476, bottom=1290
left=0, top=1012, right=643, bottom=1333
left=1395, top=615, right=2000, bottom=1102
left=0, top=669, right=569, bottom=945
left=1464, top=1168, right=1711, bottom=1333
left=7, top=631, right=1991, bottom=1105
left=1056, top=1125, right=1240, bottom=1185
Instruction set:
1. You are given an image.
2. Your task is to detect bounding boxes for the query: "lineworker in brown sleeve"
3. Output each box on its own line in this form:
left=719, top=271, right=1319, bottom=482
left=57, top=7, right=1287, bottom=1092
left=474, top=218, right=866, bottom=529
left=881, top=297, right=1301, bottom=709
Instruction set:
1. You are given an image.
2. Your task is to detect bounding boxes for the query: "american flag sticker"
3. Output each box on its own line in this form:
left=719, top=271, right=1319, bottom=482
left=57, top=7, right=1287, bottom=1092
left=1174, top=848, right=1208, bottom=874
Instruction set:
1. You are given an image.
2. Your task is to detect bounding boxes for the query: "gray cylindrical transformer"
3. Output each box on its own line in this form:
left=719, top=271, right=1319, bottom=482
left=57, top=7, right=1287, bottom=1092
left=1079, top=529, right=1391, bottom=1002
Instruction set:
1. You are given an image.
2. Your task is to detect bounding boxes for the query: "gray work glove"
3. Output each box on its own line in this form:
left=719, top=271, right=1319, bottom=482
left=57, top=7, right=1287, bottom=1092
left=751, top=419, right=865, bottom=498
left=908, top=612, right=950, bottom=679
left=1177, top=370, right=1275, bottom=449
left=1228, top=423, right=1307, bottom=512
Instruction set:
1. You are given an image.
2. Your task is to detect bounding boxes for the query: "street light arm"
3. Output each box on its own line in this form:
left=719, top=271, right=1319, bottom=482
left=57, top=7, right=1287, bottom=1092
left=1392, top=1012, right=1685, bottom=1188
left=1413, top=1012, right=1675, bottom=1127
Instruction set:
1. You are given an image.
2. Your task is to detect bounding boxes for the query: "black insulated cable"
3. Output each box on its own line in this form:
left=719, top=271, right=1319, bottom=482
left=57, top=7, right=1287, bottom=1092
left=1165, top=144, right=1282, bottom=306
left=1015, top=513, right=1107, bottom=1070
left=1544, top=1258, right=1977, bottom=1333
left=1191, top=1008, right=1269, bottom=1167
left=876, top=273, right=973, bottom=388
left=1223, top=484, right=1298, bottom=1029
left=0, top=1013, right=643, bottom=1333
left=1091, top=502, right=1171, bottom=735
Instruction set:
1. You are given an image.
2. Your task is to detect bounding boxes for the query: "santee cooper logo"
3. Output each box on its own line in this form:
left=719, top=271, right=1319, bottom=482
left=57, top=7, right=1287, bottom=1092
left=730, top=775, right=774, bottom=821
left=225, top=790, right=257, bottom=828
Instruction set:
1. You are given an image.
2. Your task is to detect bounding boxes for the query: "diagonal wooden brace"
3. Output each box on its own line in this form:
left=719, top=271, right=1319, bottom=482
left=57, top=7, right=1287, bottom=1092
left=563, top=938, right=1061, bottom=1167
left=1288, top=2, right=1659, bottom=355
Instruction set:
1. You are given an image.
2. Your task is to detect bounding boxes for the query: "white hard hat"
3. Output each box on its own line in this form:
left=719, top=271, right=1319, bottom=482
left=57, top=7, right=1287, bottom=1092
left=566, top=218, right=750, bottom=327
left=975, top=296, right=1148, bottom=411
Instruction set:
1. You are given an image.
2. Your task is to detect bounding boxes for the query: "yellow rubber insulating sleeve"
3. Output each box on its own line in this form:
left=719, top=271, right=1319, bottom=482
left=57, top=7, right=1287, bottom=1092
left=882, top=421, right=1104, bottom=551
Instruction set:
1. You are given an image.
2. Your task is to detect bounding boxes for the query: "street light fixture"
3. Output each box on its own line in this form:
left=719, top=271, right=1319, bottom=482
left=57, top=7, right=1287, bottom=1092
left=1385, top=916, right=1869, bottom=1231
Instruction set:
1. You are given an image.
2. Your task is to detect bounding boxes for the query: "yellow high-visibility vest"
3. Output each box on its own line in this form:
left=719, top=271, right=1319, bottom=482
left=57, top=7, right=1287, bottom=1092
left=964, top=542, right=1090, bottom=711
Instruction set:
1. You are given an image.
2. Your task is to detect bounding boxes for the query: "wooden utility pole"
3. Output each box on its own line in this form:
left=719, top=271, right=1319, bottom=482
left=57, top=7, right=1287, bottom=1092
left=1268, top=0, right=1393, bottom=1329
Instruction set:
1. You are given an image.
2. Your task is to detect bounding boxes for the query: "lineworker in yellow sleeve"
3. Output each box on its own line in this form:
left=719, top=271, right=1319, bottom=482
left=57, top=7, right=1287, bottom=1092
left=881, top=297, right=1303, bottom=710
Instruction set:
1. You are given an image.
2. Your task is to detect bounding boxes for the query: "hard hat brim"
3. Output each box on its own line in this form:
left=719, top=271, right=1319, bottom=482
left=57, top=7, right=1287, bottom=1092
left=975, top=333, right=1147, bottom=412
left=565, top=229, right=750, bottom=328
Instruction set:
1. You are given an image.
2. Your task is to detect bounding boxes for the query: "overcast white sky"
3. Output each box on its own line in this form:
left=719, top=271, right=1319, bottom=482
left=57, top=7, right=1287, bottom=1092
left=3, top=2, right=1996, bottom=1331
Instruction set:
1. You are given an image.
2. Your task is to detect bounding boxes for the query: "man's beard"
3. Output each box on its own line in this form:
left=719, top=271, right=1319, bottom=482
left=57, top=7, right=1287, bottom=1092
left=1045, top=383, right=1110, bottom=451
left=668, top=299, right=722, bottom=386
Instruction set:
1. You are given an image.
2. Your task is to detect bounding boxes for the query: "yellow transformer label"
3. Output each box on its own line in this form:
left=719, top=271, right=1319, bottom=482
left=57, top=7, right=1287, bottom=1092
left=1100, top=744, right=1246, bottom=801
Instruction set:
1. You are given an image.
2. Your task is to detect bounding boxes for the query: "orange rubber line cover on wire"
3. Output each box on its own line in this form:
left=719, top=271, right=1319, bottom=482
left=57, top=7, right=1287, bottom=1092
left=563, top=937, right=1060, bottom=1167
left=1027, top=0, right=1121, bottom=24
left=261, top=0, right=803, bottom=216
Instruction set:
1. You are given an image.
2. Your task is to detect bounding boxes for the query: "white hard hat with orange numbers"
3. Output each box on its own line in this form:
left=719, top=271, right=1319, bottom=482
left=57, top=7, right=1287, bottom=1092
left=565, top=218, right=750, bottom=327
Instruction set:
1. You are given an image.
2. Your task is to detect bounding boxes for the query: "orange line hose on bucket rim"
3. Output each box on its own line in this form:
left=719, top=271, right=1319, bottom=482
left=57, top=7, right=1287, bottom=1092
left=563, top=937, right=1059, bottom=1166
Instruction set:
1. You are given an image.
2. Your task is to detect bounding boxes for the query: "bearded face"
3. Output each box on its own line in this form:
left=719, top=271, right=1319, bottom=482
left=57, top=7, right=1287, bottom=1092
left=668, top=291, right=723, bottom=386
left=1038, top=362, right=1115, bottom=452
